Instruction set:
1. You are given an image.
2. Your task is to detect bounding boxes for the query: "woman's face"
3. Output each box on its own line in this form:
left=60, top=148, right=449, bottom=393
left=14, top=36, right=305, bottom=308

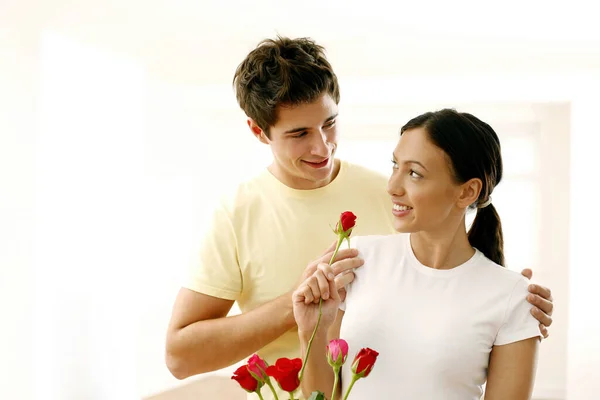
left=387, top=127, right=469, bottom=234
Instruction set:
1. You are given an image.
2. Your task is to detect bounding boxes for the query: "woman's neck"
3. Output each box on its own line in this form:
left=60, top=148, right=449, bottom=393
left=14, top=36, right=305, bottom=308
left=410, top=222, right=475, bottom=270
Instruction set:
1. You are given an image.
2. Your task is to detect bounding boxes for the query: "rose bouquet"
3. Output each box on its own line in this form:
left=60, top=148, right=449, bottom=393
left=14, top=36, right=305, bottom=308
left=231, top=212, right=379, bottom=399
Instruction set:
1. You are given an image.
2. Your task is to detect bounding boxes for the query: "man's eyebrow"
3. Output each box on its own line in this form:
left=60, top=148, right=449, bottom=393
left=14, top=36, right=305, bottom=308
left=284, top=113, right=338, bottom=134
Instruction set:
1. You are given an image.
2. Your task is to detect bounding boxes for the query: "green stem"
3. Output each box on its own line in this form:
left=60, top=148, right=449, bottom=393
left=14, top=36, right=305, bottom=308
left=298, top=298, right=323, bottom=382
left=342, top=376, right=359, bottom=400
left=329, top=241, right=342, bottom=266
left=331, top=366, right=340, bottom=400
left=256, top=389, right=265, bottom=400
left=265, top=380, right=280, bottom=400
left=289, top=392, right=295, bottom=400
left=299, top=238, right=343, bottom=383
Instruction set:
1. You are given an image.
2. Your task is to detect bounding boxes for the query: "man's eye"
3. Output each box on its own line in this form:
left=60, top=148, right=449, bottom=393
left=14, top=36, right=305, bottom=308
left=293, top=132, right=308, bottom=138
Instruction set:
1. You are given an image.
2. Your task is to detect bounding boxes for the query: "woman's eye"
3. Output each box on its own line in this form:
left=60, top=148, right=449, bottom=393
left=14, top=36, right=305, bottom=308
left=409, top=170, right=422, bottom=178
left=391, top=159, right=398, bottom=169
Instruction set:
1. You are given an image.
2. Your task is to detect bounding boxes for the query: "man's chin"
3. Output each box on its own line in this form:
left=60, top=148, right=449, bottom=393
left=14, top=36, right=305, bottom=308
left=304, top=164, right=337, bottom=185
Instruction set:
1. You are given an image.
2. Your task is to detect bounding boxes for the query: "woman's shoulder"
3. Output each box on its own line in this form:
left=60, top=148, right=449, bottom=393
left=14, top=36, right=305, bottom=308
left=342, top=234, right=409, bottom=306
left=350, top=233, right=408, bottom=260
left=351, top=232, right=407, bottom=248
left=473, top=251, right=530, bottom=291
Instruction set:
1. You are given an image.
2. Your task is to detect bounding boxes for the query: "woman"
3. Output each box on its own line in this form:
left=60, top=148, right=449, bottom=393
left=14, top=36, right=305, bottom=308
left=293, top=109, right=541, bottom=399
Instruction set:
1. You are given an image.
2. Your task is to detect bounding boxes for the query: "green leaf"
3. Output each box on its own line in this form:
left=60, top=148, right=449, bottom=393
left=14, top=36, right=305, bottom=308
left=308, top=391, right=326, bottom=400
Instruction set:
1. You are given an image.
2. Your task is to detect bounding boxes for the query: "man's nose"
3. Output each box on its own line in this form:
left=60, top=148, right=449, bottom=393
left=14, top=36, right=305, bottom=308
left=311, top=131, right=330, bottom=156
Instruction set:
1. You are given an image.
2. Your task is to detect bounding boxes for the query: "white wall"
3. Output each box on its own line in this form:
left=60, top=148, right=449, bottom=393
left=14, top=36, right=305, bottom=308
left=32, top=31, right=144, bottom=400
left=0, top=24, right=37, bottom=400
left=536, top=104, right=571, bottom=398
left=567, top=87, right=600, bottom=400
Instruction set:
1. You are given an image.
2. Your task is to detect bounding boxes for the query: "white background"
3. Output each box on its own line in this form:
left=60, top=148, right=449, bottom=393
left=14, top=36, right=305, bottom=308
left=1, top=1, right=599, bottom=399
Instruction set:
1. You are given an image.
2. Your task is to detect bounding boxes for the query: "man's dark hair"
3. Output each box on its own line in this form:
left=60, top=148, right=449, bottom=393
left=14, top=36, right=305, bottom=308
left=233, top=36, right=340, bottom=138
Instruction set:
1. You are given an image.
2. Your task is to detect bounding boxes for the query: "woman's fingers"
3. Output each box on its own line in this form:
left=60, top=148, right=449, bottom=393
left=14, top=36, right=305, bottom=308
left=314, top=269, right=329, bottom=302
left=329, top=272, right=341, bottom=301
left=297, top=263, right=340, bottom=305
left=306, top=275, right=321, bottom=304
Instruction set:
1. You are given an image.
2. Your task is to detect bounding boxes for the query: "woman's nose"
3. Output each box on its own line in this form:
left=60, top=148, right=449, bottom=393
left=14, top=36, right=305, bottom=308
left=387, top=173, right=405, bottom=196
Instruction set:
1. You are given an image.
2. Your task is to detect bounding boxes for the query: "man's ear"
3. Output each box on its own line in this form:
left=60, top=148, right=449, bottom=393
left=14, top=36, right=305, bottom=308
left=457, top=178, right=483, bottom=209
left=247, top=119, right=269, bottom=144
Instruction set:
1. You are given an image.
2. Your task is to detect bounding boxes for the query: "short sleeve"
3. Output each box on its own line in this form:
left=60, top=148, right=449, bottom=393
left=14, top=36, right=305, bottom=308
left=182, top=198, right=242, bottom=301
left=495, top=277, right=543, bottom=346
left=338, top=236, right=360, bottom=312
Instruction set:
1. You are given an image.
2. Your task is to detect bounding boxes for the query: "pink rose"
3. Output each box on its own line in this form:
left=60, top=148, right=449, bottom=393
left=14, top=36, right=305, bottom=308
left=247, top=354, right=268, bottom=383
left=327, top=339, right=349, bottom=368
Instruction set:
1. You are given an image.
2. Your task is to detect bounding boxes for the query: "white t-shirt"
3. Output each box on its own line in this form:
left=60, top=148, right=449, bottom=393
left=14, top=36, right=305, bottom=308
left=339, top=233, right=542, bottom=400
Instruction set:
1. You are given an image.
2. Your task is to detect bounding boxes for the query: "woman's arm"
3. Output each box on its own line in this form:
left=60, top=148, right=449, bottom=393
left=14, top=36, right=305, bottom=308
left=484, top=337, right=539, bottom=400
left=299, top=309, right=344, bottom=399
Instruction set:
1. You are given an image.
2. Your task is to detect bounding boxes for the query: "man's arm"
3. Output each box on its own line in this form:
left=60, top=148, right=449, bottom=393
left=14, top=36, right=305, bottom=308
left=165, top=244, right=363, bottom=380
left=165, top=288, right=295, bottom=379
left=484, top=337, right=539, bottom=400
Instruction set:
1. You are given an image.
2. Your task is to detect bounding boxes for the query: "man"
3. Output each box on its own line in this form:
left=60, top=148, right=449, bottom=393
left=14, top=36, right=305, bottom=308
left=165, top=36, right=554, bottom=398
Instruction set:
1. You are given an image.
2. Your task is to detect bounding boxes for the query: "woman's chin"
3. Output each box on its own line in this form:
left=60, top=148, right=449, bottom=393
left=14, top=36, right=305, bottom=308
left=393, top=221, right=414, bottom=233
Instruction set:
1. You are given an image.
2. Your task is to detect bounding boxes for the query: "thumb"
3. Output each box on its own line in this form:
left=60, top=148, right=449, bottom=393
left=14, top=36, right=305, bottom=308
left=521, top=268, right=533, bottom=280
left=292, top=289, right=305, bottom=305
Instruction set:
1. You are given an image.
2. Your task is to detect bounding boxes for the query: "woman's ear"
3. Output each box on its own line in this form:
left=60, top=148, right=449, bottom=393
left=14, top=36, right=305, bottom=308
left=457, top=178, right=483, bottom=209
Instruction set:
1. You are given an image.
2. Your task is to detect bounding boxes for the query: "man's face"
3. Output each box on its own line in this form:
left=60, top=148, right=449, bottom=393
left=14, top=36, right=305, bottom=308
left=249, top=93, right=339, bottom=190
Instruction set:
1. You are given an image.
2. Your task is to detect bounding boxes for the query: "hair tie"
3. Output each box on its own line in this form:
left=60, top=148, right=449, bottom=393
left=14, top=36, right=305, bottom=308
left=478, top=196, right=492, bottom=209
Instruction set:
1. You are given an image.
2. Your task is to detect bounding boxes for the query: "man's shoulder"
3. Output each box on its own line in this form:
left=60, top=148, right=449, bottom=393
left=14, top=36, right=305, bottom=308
left=342, top=160, right=388, bottom=183
left=213, top=169, right=271, bottom=209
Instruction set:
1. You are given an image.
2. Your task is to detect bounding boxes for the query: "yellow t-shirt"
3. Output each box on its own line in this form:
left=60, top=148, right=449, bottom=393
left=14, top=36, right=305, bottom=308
left=184, top=160, right=395, bottom=398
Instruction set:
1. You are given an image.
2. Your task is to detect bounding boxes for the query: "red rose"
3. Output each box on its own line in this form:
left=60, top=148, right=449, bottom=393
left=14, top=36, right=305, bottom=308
left=351, top=348, right=379, bottom=378
left=231, top=365, right=259, bottom=393
left=339, top=211, right=357, bottom=233
left=247, top=354, right=268, bottom=382
left=266, top=357, right=302, bottom=393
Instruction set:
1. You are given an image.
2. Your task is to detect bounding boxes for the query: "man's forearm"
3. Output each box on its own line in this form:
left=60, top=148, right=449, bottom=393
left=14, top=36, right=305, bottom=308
left=167, top=292, right=296, bottom=378
left=299, top=330, right=336, bottom=399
